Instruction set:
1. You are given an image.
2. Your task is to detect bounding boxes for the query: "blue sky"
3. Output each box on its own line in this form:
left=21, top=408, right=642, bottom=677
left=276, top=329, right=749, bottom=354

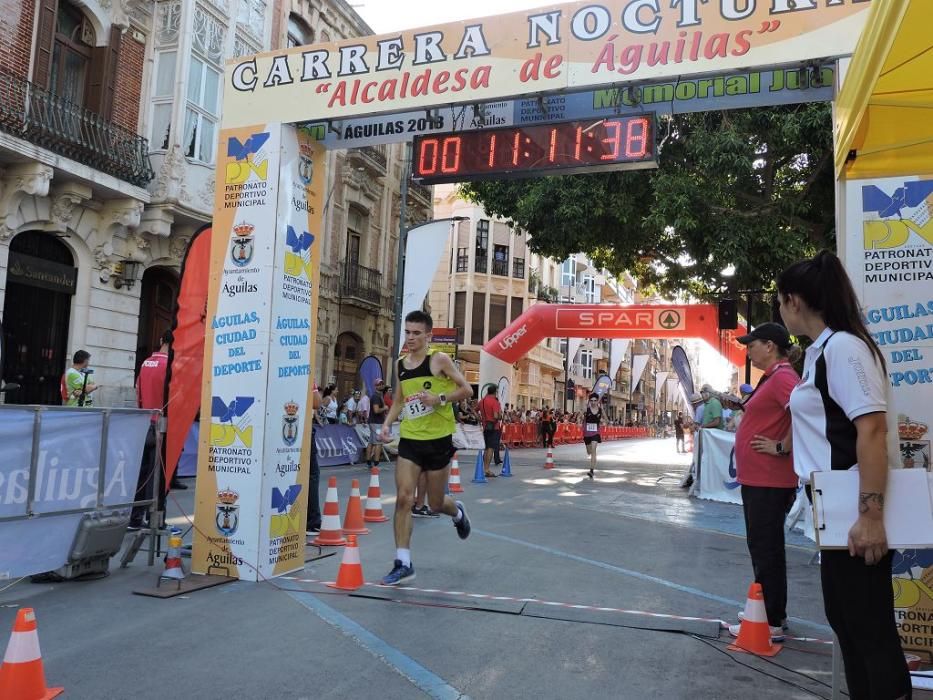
left=354, top=0, right=548, bottom=33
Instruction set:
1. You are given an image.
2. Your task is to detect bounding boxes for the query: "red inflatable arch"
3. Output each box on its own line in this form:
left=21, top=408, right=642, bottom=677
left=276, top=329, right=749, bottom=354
left=479, top=304, right=746, bottom=394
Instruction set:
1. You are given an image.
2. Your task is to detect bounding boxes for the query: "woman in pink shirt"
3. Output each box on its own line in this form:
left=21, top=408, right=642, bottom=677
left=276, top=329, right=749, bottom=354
left=728, top=322, right=801, bottom=642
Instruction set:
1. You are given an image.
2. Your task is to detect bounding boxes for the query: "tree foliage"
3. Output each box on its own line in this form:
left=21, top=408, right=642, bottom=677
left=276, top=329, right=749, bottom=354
left=460, top=104, right=835, bottom=299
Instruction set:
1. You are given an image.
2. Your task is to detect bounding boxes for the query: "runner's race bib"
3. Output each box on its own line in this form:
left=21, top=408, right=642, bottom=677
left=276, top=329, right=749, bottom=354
left=403, top=394, right=434, bottom=420
left=586, top=422, right=599, bottom=433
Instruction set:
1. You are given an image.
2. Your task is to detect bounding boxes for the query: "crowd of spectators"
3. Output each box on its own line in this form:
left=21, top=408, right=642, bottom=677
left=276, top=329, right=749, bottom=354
left=318, top=383, right=393, bottom=426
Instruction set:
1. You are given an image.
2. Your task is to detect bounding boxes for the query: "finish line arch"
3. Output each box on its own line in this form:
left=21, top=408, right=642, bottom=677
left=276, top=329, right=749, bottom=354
left=479, top=304, right=746, bottom=401
left=198, top=1, right=872, bottom=579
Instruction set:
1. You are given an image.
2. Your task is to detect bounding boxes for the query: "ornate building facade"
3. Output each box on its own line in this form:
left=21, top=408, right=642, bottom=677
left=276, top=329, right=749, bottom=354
left=0, top=0, right=431, bottom=406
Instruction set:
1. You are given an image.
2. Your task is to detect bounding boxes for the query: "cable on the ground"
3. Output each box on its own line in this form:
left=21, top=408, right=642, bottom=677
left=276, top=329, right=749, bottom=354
left=689, top=634, right=832, bottom=699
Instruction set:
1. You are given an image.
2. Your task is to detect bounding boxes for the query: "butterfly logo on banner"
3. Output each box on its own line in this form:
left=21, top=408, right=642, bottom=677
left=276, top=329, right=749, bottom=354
left=284, top=225, right=314, bottom=280
left=270, top=484, right=303, bottom=538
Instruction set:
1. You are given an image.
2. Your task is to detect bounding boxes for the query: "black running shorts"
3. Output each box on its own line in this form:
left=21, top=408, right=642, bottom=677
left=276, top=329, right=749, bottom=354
left=397, top=435, right=455, bottom=471
left=583, top=434, right=601, bottom=445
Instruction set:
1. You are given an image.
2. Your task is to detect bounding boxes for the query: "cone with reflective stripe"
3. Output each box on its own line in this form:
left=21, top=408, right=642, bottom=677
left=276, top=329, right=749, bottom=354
left=342, top=479, right=370, bottom=535
left=544, top=449, right=555, bottom=470
left=448, top=455, right=464, bottom=493
left=0, top=608, right=63, bottom=700
left=160, top=529, right=185, bottom=582
left=728, top=583, right=782, bottom=656
left=327, top=535, right=365, bottom=591
left=363, top=468, right=389, bottom=523
left=312, top=476, right=347, bottom=546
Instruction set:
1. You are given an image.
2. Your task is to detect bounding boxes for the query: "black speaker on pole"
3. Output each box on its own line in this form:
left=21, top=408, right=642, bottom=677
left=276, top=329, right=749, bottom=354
left=718, top=299, right=738, bottom=330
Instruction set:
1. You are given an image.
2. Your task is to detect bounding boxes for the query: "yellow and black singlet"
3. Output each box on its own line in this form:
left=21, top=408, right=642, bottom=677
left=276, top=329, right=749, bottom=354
left=398, top=349, right=456, bottom=440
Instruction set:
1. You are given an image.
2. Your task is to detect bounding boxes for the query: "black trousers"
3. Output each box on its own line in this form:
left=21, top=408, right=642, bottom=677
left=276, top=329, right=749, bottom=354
left=131, top=424, right=157, bottom=525
left=741, top=484, right=796, bottom=627
left=306, top=438, right=321, bottom=530
left=822, top=549, right=911, bottom=699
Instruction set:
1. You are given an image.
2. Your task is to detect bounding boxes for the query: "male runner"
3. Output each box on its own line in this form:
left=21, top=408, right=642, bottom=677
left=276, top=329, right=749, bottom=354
left=378, top=310, right=473, bottom=585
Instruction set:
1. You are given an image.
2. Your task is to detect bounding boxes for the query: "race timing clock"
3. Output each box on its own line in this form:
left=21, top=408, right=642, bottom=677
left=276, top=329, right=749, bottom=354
left=412, top=116, right=656, bottom=184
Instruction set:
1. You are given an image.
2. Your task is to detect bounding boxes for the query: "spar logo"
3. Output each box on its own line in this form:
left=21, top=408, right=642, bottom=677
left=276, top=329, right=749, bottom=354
left=498, top=325, right=528, bottom=351
left=226, top=132, right=270, bottom=185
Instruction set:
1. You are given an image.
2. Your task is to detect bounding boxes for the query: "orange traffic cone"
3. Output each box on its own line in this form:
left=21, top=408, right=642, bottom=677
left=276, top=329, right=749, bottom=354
left=159, top=528, right=185, bottom=587
left=342, top=479, right=370, bottom=535
left=312, top=476, right=347, bottom=546
left=0, top=608, right=64, bottom=700
left=728, top=583, right=782, bottom=656
left=327, top=535, right=365, bottom=591
left=544, top=449, right=555, bottom=470
left=363, top=468, right=389, bottom=523
left=448, top=455, right=464, bottom=493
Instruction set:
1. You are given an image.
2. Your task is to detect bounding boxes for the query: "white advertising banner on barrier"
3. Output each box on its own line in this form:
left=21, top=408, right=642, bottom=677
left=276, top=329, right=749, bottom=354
left=692, top=428, right=742, bottom=506
left=0, top=407, right=149, bottom=578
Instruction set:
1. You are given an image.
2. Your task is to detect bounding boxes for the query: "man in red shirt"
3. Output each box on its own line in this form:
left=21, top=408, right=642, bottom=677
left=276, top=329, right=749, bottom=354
left=477, top=385, right=502, bottom=478
left=131, top=329, right=177, bottom=529
left=730, top=322, right=801, bottom=641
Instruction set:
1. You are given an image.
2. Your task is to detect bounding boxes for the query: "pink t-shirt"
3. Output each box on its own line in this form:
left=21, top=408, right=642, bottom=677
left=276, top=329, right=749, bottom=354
left=735, top=362, right=799, bottom=488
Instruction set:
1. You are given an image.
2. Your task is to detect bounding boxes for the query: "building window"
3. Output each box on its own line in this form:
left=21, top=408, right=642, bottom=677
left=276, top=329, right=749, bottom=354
left=456, top=247, right=468, bottom=272
left=287, top=14, right=312, bottom=47
left=582, top=274, right=597, bottom=303
left=49, top=3, right=94, bottom=107
left=476, top=220, right=489, bottom=254
left=454, top=292, right=466, bottom=341
left=580, top=350, right=593, bottom=380
left=489, top=294, right=507, bottom=337
left=184, top=56, right=221, bottom=162
left=184, top=4, right=225, bottom=163
left=510, top=297, right=524, bottom=323
left=561, top=257, right=576, bottom=289
left=512, top=257, right=525, bottom=279
left=492, top=245, right=509, bottom=276
left=150, top=51, right=176, bottom=150
left=471, top=292, right=486, bottom=346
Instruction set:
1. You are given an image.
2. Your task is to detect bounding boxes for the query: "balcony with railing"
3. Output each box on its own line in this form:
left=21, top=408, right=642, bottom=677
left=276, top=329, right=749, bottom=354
left=492, top=258, right=509, bottom=276
left=341, top=262, right=383, bottom=305
left=474, top=254, right=488, bottom=274
left=0, top=66, right=154, bottom=187
left=347, top=144, right=387, bottom=174
left=409, top=180, right=433, bottom=206
left=512, top=257, right=525, bottom=279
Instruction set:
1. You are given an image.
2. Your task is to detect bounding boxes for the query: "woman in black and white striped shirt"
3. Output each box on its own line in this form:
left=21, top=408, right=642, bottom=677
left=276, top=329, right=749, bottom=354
left=778, top=251, right=909, bottom=700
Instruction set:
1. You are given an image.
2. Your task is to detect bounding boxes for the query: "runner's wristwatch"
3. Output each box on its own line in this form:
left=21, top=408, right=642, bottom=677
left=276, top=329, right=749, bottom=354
left=439, top=393, right=447, bottom=406
left=776, top=441, right=789, bottom=456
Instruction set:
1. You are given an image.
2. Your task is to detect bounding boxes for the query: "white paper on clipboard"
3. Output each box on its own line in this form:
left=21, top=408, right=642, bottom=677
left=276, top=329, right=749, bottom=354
left=811, top=469, right=933, bottom=550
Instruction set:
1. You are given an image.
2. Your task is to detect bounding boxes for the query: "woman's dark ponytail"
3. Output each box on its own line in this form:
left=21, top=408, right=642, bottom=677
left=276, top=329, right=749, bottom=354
left=778, top=250, right=886, bottom=371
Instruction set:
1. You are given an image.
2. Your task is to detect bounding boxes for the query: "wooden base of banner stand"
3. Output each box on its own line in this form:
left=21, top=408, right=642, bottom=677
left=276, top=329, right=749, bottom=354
left=132, top=573, right=237, bottom=599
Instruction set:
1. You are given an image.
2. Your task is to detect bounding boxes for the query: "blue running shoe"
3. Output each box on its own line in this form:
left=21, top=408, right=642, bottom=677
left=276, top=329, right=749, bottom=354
left=380, top=559, right=415, bottom=586
left=453, top=500, right=471, bottom=540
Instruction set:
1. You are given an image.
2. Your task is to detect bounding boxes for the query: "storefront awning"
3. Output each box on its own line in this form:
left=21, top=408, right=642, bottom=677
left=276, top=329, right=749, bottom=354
left=834, top=0, right=933, bottom=179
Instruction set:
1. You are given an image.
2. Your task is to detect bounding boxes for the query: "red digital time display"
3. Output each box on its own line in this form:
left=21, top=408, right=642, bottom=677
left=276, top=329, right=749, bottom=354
left=412, top=116, right=655, bottom=184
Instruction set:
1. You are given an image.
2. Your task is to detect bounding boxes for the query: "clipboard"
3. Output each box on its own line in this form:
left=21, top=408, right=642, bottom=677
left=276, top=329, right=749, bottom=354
left=811, top=469, right=933, bottom=550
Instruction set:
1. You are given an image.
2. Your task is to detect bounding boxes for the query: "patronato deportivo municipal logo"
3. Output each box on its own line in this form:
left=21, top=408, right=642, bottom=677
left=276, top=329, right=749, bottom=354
left=230, top=222, right=255, bottom=267
left=284, top=225, right=314, bottom=280
left=298, top=141, right=314, bottom=186
left=282, top=400, right=299, bottom=446
left=226, top=132, right=270, bottom=185
left=270, top=484, right=303, bottom=537
left=862, top=181, right=933, bottom=250
left=210, top=395, right=255, bottom=448
left=215, top=488, right=240, bottom=536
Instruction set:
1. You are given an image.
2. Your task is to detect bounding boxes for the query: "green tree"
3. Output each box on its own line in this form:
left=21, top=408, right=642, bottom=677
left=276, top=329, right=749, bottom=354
left=461, top=104, right=835, bottom=299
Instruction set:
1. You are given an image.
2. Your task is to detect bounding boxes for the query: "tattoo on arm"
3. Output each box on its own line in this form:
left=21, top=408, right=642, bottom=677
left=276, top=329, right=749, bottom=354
left=858, top=492, right=885, bottom=514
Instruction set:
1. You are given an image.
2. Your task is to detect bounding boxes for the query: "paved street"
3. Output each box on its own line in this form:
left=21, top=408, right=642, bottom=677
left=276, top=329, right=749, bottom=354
left=2, top=438, right=858, bottom=699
